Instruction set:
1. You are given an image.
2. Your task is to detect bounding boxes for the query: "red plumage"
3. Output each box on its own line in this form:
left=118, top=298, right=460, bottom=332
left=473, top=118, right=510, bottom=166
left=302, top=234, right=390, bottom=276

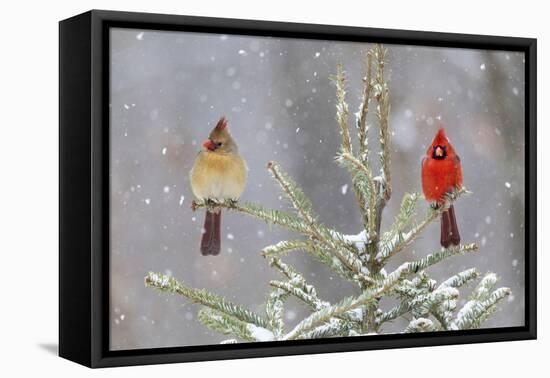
left=421, top=128, right=463, bottom=248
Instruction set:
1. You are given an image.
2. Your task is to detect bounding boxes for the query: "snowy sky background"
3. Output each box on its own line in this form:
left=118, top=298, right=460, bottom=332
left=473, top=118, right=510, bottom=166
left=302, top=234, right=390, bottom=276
left=109, top=27, right=525, bottom=350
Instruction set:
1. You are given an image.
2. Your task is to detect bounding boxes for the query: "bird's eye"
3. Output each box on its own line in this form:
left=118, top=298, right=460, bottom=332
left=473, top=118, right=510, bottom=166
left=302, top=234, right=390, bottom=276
left=215, top=142, right=223, bottom=147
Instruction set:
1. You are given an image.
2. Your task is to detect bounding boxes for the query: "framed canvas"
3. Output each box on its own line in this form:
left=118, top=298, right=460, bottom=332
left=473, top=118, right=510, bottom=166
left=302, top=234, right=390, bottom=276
left=59, top=10, right=537, bottom=368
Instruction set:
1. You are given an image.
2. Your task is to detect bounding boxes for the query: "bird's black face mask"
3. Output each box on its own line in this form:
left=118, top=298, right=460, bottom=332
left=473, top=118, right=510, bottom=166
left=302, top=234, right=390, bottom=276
left=432, top=145, right=447, bottom=160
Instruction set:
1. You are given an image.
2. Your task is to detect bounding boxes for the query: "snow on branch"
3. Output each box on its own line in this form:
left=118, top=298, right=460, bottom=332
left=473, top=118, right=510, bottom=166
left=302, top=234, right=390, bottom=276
left=373, top=44, right=392, bottom=202
left=331, top=64, right=352, bottom=154
left=198, top=308, right=257, bottom=342
left=356, top=50, right=374, bottom=163
left=404, top=317, right=437, bottom=333
left=438, top=268, right=480, bottom=290
left=266, top=161, right=316, bottom=225
left=377, top=187, right=471, bottom=263
left=284, top=264, right=411, bottom=340
left=452, top=274, right=511, bottom=330
left=145, top=272, right=269, bottom=329
left=336, top=151, right=378, bottom=236
left=266, top=288, right=288, bottom=339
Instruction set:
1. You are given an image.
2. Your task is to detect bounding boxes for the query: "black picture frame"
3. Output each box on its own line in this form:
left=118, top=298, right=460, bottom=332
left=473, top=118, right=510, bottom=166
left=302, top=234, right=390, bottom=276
left=59, top=9, right=537, bottom=368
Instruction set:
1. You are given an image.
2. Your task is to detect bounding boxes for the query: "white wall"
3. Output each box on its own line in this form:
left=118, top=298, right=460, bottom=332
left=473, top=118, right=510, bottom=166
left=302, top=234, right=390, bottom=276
left=1, top=0, right=545, bottom=376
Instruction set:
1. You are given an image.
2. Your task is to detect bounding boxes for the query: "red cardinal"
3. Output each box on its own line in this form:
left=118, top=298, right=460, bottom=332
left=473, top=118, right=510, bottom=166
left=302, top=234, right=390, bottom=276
left=421, top=128, right=463, bottom=248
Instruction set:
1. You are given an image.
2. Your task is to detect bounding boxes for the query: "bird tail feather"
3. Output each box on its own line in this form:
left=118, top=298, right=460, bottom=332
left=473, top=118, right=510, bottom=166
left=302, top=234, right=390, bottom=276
left=441, top=205, right=460, bottom=248
left=201, top=210, right=221, bottom=256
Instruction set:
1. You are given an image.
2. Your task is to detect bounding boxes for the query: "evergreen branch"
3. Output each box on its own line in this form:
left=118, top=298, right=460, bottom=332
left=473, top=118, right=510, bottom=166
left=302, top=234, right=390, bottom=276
left=145, top=272, right=269, bottom=329
left=412, top=286, right=459, bottom=319
left=267, top=161, right=315, bottom=222
left=437, top=268, right=479, bottom=290
left=393, top=243, right=478, bottom=276
left=266, top=161, right=362, bottom=273
left=198, top=308, right=256, bottom=342
left=373, top=44, right=392, bottom=202
left=452, top=286, right=511, bottom=330
left=331, top=64, right=352, bottom=154
left=263, top=239, right=367, bottom=288
left=192, top=199, right=311, bottom=236
left=267, top=239, right=355, bottom=282
left=381, top=246, right=476, bottom=328
left=377, top=187, right=470, bottom=263
left=390, top=272, right=458, bottom=330
left=434, top=293, right=458, bottom=330
left=356, top=51, right=374, bottom=163
left=411, top=271, right=438, bottom=292
left=284, top=266, right=408, bottom=340
left=283, top=295, right=355, bottom=340
left=376, top=301, right=412, bottom=326
left=471, top=272, right=498, bottom=301
left=261, top=239, right=314, bottom=258
left=270, top=280, right=327, bottom=311
left=269, top=257, right=317, bottom=290
left=269, top=258, right=365, bottom=327
left=403, top=318, right=437, bottom=333
left=266, top=288, right=288, bottom=339
left=269, top=277, right=362, bottom=326
left=268, top=256, right=371, bottom=307
left=337, top=151, right=378, bottom=238
left=380, top=192, right=419, bottom=248
left=267, top=257, right=341, bottom=301
left=299, top=318, right=352, bottom=339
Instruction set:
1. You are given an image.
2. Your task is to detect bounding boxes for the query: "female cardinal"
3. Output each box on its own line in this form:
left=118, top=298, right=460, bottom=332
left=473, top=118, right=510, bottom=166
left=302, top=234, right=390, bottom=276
left=421, top=128, right=463, bottom=248
left=190, top=117, right=247, bottom=256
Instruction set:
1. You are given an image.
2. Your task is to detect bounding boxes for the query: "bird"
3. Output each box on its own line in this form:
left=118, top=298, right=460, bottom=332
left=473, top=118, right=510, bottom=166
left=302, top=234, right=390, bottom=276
left=421, top=127, right=463, bottom=248
left=190, top=117, right=247, bottom=256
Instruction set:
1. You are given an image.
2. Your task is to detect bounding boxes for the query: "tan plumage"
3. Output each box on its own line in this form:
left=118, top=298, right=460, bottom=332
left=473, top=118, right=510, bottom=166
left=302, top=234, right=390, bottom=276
left=190, top=117, right=247, bottom=255
left=190, top=150, right=247, bottom=200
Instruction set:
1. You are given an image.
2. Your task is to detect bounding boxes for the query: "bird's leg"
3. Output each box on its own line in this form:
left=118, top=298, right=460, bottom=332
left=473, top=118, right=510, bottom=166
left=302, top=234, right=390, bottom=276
left=191, top=199, right=200, bottom=212
left=205, top=198, right=219, bottom=212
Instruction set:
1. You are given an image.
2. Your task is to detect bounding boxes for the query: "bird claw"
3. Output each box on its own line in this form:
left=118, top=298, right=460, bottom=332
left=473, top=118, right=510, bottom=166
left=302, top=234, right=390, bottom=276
left=190, top=198, right=239, bottom=212
left=227, top=198, right=239, bottom=207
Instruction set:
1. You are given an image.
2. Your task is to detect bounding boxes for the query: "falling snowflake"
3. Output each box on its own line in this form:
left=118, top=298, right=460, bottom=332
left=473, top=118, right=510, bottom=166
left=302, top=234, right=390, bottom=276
left=341, top=184, right=349, bottom=195
left=286, top=310, right=297, bottom=320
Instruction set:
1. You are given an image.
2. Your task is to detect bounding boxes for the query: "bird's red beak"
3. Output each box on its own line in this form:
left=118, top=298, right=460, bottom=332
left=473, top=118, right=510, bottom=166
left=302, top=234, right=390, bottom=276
left=202, top=139, right=216, bottom=151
